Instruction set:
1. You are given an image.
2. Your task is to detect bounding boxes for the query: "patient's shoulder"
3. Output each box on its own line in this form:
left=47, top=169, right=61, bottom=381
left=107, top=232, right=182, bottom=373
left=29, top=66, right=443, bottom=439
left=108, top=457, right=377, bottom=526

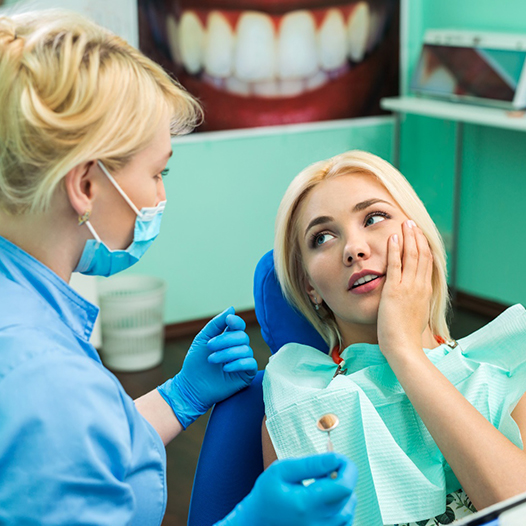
left=457, top=303, right=526, bottom=372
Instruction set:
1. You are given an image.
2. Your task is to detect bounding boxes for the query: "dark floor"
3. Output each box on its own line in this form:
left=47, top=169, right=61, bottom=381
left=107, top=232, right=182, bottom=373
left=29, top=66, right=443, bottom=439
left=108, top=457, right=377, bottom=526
left=114, top=306, right=493, bottom=526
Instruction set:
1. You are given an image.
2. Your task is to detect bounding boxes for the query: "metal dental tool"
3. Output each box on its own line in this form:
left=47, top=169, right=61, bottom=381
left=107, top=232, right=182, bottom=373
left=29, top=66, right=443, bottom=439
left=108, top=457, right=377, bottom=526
left=317, top=413, right=339, bottom=452
left=317, top=414, right=340, bottom=480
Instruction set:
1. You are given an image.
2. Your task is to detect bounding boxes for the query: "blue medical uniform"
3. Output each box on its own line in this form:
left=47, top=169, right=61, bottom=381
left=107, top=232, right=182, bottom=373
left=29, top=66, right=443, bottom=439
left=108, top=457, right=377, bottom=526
left=0, top=236, right=167, bottom=525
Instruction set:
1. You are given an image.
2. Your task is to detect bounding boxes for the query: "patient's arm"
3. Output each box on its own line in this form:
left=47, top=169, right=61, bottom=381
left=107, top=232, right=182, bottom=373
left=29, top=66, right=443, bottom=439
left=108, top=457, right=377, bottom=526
left=262, top=416, right=278, bottom=469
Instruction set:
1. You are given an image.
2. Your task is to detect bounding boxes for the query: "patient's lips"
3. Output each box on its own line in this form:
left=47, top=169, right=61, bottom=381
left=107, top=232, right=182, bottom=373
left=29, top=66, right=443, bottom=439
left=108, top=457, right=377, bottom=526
left=157, top=0, right=398, bottom=130
left=348, top=269, right=385, bottom=294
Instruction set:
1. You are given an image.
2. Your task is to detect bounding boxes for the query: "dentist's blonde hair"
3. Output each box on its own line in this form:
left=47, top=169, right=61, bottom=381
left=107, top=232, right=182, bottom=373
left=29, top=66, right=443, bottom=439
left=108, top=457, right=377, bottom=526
left=274, top=150, right=451, bottom=349
left=0, top=9, right=202, bottom=215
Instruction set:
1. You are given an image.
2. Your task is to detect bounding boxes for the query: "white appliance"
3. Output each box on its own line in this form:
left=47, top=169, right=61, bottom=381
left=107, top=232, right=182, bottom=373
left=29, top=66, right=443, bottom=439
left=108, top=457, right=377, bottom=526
left=411, top=29, right=526, bottom=109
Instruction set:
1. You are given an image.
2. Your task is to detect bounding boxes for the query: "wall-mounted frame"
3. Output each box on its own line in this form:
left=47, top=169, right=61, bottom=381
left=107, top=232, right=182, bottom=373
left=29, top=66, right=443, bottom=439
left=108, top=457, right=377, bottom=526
left=139, top=0, right=400, bottom=132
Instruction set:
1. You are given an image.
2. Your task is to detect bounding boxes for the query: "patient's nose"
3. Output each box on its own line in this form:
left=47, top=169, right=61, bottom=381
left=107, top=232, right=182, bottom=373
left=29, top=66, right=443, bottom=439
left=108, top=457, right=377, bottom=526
left=343, top=237, right=369, bottom=265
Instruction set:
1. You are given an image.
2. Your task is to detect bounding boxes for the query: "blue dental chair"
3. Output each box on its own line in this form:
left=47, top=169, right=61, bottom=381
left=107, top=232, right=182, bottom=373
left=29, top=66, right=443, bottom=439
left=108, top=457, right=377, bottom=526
left=188, top=250, right=328, bottom=525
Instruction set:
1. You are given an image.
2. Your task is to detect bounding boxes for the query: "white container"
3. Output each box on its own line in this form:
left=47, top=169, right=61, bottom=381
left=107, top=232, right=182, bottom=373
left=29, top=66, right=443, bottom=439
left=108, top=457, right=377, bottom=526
left=98, top=275, right=167, bottom=372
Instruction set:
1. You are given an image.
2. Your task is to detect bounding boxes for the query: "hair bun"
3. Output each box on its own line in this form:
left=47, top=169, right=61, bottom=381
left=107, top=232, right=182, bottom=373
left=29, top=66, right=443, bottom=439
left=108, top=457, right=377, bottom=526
left=0, top=16, right=23, bottom=49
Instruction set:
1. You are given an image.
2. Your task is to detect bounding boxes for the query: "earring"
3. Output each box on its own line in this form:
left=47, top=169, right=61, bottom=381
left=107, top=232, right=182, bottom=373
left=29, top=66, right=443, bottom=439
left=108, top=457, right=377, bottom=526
left=78, top=209, right=91, bottom=226
left=313, top=297, right=320, bottom=311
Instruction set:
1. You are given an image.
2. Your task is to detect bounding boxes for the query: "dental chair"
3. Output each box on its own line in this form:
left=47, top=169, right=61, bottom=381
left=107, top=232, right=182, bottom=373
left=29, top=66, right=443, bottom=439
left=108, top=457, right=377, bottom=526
left=188, top=250, right=328, bottom=525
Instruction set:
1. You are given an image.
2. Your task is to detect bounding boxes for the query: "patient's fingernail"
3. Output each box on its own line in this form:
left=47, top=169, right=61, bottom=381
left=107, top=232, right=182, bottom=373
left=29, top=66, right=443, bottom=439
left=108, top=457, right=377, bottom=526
left=407, top=220, right=416, bottom=228
left=392, top=234, right=398, bottom=244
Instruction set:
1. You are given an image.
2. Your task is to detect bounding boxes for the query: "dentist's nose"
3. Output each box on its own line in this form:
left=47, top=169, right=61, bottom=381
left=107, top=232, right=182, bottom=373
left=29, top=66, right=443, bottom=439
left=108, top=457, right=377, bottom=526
left=158, top=180, right=167, bottom=203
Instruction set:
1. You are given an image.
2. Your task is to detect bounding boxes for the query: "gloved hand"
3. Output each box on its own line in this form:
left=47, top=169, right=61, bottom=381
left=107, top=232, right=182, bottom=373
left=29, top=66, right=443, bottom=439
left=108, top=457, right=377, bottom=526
left=216, top=453, right=358, bottom=526
left=157, top=307, right=257, bottom=429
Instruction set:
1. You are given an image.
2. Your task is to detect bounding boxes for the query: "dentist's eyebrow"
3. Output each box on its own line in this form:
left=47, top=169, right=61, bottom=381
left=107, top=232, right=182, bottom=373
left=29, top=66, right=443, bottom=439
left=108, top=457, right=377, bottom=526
left=304, top=215, right=334, bottom=238
left=353, top=198, right=393, bottom=212
left=156, top=150, right=173, bottom=170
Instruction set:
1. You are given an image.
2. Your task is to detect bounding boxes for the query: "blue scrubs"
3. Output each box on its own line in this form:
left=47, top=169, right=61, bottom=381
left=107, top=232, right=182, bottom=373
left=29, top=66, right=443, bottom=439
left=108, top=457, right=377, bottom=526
left=0, top=236, right=167, bottom=525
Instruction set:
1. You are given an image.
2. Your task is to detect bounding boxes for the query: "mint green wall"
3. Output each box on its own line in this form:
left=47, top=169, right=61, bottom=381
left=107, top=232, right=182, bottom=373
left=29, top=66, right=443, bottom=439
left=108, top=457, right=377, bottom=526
left=125, top=120, right=394, bottom=323
left=400, top=0, right=526, bottom=306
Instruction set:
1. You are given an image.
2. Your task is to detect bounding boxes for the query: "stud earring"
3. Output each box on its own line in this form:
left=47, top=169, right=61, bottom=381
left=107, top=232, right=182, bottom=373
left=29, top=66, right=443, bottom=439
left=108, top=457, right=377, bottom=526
left=78, top=209, right=91, bottom=226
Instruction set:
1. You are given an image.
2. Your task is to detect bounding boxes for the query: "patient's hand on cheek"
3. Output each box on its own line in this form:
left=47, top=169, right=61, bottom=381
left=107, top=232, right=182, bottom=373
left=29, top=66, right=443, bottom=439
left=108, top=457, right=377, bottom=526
left=377, top=220, right=433, bottom=360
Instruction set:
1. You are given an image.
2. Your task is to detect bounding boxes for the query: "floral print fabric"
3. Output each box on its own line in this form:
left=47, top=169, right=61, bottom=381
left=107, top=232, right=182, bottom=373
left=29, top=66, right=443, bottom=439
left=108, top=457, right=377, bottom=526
left=394, top=489, right=477, bottom=525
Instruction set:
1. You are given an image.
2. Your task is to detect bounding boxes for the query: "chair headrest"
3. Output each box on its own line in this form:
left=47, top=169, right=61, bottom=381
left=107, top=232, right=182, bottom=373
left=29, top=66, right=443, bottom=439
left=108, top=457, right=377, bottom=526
left=253, top=250, right=329, bottom=355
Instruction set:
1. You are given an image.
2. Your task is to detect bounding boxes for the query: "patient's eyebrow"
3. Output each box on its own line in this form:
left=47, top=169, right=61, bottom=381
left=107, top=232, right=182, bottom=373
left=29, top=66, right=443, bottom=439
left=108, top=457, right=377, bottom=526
left=304, top=215, right=334, bottom=238
left=353, top=198, right=393, bottom=212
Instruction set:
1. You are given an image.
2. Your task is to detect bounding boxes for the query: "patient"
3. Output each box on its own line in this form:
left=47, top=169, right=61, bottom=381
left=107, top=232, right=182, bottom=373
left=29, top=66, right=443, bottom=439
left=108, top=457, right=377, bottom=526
left=261, top=150, right=526, bottom=526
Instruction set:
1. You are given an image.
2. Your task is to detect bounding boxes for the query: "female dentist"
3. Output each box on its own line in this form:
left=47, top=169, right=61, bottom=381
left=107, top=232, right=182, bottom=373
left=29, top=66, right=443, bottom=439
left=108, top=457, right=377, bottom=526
left=0, top=9, right=357, bottom=526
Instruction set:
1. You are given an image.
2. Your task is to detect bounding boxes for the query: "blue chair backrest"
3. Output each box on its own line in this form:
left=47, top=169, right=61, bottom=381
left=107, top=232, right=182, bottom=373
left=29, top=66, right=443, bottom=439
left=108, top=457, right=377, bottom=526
left=253, top=250, right=329, bottom=355
left=188, top=250, right=327, bottom=525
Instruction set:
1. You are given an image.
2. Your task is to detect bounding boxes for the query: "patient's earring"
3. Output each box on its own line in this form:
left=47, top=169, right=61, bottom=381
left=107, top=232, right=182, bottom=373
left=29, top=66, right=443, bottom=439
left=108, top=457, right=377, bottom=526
left=313, top=297, right=320, bottom=311
left=78, top=209, right=91, bottom=226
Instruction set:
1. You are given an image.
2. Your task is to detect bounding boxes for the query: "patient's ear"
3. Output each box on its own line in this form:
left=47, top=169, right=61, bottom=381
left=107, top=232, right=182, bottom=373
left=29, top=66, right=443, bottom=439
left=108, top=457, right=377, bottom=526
left=305, top=280, right=320, bottom=307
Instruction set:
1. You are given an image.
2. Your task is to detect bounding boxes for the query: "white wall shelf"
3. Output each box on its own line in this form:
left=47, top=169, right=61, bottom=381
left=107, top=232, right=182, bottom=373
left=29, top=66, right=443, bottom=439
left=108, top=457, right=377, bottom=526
left=381, top=96, right=526, bottom=132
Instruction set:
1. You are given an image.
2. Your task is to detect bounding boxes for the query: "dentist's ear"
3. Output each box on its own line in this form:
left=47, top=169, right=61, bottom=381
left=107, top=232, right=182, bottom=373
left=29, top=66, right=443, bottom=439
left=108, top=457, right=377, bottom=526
left=63, top=161, right=97, bottom=218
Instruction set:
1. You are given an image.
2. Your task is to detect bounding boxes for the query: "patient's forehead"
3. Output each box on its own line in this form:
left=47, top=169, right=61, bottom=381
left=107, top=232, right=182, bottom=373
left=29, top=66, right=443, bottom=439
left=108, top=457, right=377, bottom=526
left=298, top=173, right=398, bottom=225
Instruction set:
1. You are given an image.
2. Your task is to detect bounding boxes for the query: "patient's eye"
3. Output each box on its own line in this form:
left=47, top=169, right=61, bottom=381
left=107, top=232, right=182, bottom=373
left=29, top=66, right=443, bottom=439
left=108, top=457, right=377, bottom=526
left=311, top=232, right=335, bottom=248
left=365, top=211, right=389, bottom=227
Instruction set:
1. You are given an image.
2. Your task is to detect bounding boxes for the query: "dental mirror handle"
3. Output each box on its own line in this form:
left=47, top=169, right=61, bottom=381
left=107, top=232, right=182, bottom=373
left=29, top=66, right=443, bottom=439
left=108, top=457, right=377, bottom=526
left=327, top=433, right=334, bottom=452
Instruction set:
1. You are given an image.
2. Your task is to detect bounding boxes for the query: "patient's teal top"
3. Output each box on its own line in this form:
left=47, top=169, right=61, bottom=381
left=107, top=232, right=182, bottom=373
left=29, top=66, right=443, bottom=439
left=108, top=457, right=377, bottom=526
left=263, top=305, right=526, bottom=526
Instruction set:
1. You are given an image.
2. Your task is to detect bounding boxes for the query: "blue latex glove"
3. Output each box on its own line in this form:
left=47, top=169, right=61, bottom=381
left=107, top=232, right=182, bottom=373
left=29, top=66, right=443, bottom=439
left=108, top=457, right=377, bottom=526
left=157, top=307, right=257, bottom=429
left=216, top=453, right=358, bottom=526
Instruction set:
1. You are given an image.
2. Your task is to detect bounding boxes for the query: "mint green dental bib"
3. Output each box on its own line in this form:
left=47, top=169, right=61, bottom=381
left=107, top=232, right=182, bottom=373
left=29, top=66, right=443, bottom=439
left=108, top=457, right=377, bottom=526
left=263, top=304, right=526, bottom=526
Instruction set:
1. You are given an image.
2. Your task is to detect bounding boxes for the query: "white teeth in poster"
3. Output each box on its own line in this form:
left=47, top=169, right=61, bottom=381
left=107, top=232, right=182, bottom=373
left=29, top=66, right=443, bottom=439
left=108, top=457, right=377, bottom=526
left=168, top=3, right=388, bottom=99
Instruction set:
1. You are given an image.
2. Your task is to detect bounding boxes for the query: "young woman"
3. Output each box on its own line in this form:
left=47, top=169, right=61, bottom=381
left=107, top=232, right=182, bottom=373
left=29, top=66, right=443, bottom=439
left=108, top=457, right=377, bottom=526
left=262, top=150, right=526, bottom=526
left=0, top=10, right=357, bottom=525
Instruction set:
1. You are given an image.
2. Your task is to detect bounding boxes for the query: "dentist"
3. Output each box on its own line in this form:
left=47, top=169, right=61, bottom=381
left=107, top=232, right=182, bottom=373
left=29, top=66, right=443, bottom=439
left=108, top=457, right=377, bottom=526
left=0, top=9, right=357, bottom=526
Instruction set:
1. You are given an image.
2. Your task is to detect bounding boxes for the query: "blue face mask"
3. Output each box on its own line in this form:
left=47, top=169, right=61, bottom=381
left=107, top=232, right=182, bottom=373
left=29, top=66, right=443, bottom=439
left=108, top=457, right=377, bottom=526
left=74, top=161, right=166, bottom=277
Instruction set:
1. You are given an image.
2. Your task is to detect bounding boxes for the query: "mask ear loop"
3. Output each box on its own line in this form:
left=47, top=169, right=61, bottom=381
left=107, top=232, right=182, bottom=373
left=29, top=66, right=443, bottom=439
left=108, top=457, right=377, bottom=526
left=97, top=160, right=143, bottom=218
left=84, top=220, right=102, bottom=243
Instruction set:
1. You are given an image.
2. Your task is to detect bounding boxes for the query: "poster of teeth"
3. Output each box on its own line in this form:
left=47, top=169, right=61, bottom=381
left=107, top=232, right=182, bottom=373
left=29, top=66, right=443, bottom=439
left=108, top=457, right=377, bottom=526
left=139, top=0, right=400, bottom=132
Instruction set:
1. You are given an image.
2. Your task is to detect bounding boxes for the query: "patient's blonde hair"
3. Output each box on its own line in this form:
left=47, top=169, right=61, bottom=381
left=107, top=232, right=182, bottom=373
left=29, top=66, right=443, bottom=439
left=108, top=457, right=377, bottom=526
left=0, top=9, right=202, bottom=215
left=274, top=150, right=451, bottom=349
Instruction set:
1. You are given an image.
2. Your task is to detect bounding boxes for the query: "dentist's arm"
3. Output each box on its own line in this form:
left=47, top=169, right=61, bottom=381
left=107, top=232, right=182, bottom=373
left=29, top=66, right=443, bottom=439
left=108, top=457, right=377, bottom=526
left=136, top=307, right=257, bottom=445
left=134, top=389, right=183, bottom=444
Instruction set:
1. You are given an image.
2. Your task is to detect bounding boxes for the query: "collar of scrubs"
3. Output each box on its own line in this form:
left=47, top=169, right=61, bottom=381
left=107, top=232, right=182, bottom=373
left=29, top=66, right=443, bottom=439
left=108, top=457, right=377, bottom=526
left=0, top=235, right=99, bottom=343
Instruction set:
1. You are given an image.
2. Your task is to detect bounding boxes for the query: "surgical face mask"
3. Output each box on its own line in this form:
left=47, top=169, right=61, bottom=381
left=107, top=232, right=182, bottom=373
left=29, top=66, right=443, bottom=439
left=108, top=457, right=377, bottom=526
left=74, top=160, right=166, bottom=277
